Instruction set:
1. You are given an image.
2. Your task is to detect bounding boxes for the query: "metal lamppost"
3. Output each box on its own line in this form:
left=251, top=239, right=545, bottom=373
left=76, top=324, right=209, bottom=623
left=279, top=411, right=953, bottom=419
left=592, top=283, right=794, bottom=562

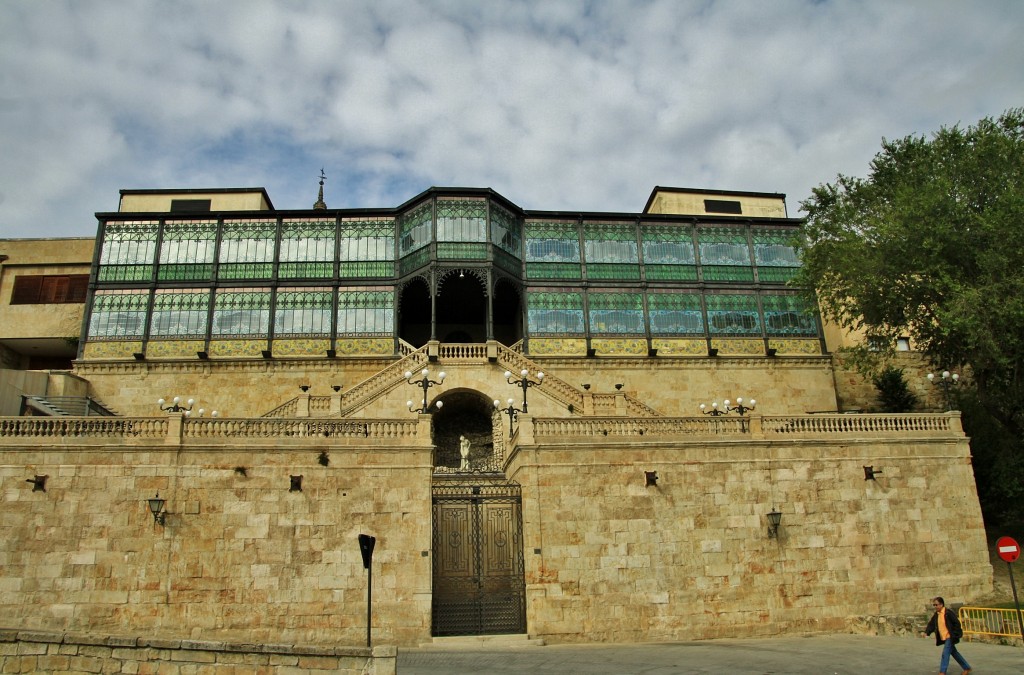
left=505, top=368, right=543, bottom=413
left=494, top=398, right=521, bottom=435
left=699, top=398, right=756, bottom=416
left=405, top=368, right=446, bottom=413
left=726, top=397, right=756, bottom=415
left=927, top=370, right=959, bottom=411
left=157, top=397, right=218, bottom=417
left=158, top=397, right=193, bottom=413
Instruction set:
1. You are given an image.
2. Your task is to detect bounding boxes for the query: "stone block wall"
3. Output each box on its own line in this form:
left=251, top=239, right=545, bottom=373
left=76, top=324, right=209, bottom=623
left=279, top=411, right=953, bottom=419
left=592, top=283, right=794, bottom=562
left=0, top=439, right=434, bottom=647
left=508, top=429, right=992, bottom=643
left=0, top=629, right=397, bottom=675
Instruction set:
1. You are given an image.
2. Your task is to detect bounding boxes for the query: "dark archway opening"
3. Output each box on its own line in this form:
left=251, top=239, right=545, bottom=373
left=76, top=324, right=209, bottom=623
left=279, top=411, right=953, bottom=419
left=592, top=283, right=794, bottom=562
left=437, top=274, right=487, bottom=343
left=492, top=280, right=523, bottom=346
left=432, top=390, right=495, bottom=469
left=398, top=278, right=432, bottom=347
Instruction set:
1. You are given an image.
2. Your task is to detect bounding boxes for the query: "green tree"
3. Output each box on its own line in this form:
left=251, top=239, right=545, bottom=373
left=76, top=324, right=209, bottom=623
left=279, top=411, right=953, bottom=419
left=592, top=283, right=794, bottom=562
left=796, top=108, right=1024, bottom=524
left=873, top=366, right=918, bottom=413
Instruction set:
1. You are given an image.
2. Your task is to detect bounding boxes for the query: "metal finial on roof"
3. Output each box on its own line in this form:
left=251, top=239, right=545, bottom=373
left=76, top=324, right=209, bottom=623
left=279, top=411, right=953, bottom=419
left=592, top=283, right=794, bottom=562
left=313, top=168, right=327, bottom=210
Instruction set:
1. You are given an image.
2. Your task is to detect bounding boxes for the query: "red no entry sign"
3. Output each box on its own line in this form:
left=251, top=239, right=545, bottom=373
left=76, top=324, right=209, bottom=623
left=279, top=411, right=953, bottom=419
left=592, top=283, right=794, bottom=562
left=996, top=536, right=1020, bottom=563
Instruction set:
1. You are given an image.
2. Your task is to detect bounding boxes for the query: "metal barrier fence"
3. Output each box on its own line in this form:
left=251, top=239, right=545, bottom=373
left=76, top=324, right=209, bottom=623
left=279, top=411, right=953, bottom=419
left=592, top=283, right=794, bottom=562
left=959, top=606, right=1024, bottom=638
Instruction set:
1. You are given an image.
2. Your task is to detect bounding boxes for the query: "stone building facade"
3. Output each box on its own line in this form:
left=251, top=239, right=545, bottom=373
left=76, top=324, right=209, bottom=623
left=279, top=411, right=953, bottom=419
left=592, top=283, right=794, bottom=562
left=0, top=185, right=991, bottom=652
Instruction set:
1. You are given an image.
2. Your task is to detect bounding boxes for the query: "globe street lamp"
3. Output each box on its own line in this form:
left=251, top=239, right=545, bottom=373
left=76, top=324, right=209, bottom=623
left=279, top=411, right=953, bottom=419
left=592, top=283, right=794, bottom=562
left=927, top=370, right=960, bottom=411
left=700, top=398, right=756, bottom=416
left=406, top=368, right=446, bottom=414
left=505, top=369, right=543, bottom=413
left=494, top=398, right=521, bottom=435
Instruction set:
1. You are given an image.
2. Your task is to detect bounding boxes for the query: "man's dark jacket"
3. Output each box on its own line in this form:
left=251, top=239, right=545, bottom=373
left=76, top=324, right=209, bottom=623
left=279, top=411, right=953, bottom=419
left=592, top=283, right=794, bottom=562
left=925, top=607, right=964, bottom=646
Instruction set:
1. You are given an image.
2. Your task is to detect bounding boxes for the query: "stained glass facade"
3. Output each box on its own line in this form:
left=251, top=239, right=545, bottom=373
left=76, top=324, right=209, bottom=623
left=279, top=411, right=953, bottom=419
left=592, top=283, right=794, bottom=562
left=87, top=187, right=820, bottom=358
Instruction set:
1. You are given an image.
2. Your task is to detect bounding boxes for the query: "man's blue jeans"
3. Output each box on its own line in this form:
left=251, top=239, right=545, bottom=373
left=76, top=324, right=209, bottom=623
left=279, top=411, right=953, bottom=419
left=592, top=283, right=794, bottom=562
left=939, top=638, right=971, bottom=672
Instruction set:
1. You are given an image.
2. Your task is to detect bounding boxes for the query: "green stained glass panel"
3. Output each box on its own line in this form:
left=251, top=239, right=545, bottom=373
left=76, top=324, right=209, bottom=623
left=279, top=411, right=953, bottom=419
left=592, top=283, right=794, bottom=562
left=526, top=263, right=582, bottom=280
left=706, top=294, right=760, bottom=336
left=586, top=263, right=640, bottom=280
left=762, top=294, right=818, bottom=336
left=702, top=265, right=755, bottom=282
left=644, top=265, right=697, bottom=281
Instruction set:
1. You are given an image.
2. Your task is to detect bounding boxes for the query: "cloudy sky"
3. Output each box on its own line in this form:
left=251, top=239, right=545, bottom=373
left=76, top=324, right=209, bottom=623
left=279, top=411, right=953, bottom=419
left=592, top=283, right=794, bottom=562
left=1, top=1, right=1021, bottom=238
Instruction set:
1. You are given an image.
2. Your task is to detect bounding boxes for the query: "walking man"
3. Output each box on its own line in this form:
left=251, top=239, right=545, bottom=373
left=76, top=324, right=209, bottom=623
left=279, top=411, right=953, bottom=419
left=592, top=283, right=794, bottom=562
left=924, top=596, right=972, bottom=674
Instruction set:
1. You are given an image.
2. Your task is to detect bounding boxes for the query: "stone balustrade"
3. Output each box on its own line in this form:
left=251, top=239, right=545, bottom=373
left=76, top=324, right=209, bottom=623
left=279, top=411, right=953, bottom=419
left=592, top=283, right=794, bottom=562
left=0, top=412, right=962, bottom=446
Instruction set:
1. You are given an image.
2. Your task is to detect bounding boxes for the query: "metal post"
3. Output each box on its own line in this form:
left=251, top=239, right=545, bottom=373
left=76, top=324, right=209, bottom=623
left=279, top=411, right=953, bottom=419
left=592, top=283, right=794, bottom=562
left=1009, top=562, right=1024, bottom=644
left=358, top=534, right=376, bottom=648
left=366, top=563, right=372, bottom=648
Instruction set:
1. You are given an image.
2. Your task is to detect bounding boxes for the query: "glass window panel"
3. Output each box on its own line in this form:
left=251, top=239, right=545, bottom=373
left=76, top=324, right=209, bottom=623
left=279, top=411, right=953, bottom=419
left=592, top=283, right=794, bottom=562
left=706, top=294, right=761, bottom=335
left=340, top=218, right=396, bottom=261
left=149, top=290, right=210, bottom=338
left=87, top=290, right=150, bottom=339
left=647, top=293, right=704, bottom=335
left=219, top=219, right=277, bottom=263
left=436, top=198, right=486, bottom=242
left=525, top=221, right=580, bottom=263
left=275, top=289, right=333, bottom=336
left=642, top=224, right=696, bottom=264
left=337, top=289, right=394, bottom=335
left=588, top=292, right=644, bottom=334
left=490, top=202, right=521, bottom=258
left=100, top=222, right=158, bottom=265
left=753, top=228, right=801, bottom=267
left=526, top=291, right=585, bottom=334
left=399, top=201, right=433, bottom=255
left=584, top=223, right=638, bottom=264
left=762, top=294, right=818, bottom=336
left=211, top=289, right=271, bottom=337
left=280, top=220, right=336, bottom=261
left=159, top=221, right=217, bottom=264
left=698, top=227, right=750, bottom=266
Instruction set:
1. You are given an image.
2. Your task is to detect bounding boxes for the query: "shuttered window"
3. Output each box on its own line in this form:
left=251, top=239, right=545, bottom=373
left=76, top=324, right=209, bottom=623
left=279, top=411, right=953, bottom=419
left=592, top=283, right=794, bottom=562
left=11, top=275, right=89, bottom=304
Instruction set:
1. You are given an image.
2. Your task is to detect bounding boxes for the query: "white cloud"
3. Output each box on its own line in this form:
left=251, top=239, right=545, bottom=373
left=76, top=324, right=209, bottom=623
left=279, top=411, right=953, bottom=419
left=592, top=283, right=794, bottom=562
left=1, top=0, right=1022, bottom=237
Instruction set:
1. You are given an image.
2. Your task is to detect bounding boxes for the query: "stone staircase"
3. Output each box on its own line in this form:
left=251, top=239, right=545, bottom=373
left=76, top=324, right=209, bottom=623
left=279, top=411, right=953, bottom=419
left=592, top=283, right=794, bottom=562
left=22, top=395, right=118, bottom=417
left=261, top=341, right=662, bottom=418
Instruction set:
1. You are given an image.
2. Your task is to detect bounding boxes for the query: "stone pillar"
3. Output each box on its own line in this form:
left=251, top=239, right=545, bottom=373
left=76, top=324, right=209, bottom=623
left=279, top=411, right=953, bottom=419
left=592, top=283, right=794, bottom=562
left=517, top=414, right=534, bottom=445
left=165, top=412, right=183, bottom=445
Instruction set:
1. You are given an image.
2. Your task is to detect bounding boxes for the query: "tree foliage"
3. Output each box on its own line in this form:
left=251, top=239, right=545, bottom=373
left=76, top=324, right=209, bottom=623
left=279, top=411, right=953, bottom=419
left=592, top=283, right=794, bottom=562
left=873, top=366, right=918, bottom=413
left=796, top=108, right=1024, bottom=524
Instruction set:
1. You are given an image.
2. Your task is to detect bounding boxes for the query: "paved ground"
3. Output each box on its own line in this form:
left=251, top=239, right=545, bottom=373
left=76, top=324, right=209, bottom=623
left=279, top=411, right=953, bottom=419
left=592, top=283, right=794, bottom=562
left=398, top=634, right=1023, bottom=674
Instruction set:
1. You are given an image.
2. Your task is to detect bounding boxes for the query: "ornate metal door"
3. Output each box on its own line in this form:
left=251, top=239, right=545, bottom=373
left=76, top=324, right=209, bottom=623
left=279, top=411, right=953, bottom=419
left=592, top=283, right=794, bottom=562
left=431, top=481, right=526, bottom=636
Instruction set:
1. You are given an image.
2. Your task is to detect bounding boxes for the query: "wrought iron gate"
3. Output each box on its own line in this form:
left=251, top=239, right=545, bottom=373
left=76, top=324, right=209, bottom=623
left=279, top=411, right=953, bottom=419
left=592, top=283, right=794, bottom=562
left=431, top=481, right=526, bottom=636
